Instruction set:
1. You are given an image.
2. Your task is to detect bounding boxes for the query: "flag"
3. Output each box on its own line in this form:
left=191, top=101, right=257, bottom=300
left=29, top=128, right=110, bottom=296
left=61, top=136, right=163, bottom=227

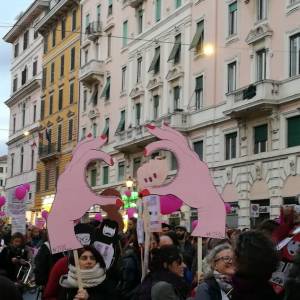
left=45, top=128, right=51, bottom=142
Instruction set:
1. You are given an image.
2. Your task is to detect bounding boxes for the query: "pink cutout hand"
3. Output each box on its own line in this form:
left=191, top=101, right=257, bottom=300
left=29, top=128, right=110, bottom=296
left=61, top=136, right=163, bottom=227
left=144, top=124, right=226, bottom=238
left=47, top=135, right=119, bottom=253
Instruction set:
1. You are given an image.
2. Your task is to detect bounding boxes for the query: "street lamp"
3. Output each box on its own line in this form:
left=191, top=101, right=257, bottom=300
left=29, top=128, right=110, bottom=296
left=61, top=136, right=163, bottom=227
left=126, top=177, right=134, bottom=189
left=203, top=43, right=214, bottom=56
left=24, top=131, right=30, bottom=137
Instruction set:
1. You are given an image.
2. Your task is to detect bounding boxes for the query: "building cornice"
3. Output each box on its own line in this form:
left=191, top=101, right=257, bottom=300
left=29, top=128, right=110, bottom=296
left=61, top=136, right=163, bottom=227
left=5, top=78, right=41, bottom=108
left=7, top=123, right=40, bottom=146
left=3, top=0, right=49, bottom=43
left=35, top=0, right=79, bottom=35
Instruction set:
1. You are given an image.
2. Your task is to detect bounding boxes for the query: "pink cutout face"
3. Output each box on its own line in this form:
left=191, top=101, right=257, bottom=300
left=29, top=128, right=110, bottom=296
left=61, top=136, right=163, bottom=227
left=137, top=158, right=168, bottom=190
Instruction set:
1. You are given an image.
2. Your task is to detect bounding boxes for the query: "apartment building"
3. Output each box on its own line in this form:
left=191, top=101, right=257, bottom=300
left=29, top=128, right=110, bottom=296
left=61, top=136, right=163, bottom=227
left=3, top=0, right=48, bottom=214
left=35, top=0, right=81, bottom=211
left=78, top=0, right=300, bottom=229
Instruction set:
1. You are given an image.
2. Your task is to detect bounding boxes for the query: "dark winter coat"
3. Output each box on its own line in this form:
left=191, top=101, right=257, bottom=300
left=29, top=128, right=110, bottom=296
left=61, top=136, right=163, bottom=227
left=134, top=269, right=190, bottom=300
left=0, top=245, right=30, bottom=281
left=0, top=275, right=22, bottom=300
left=116, top=247, right=141, bottom=299
left=34, top=242, right=63, bottom=286
left=194, top=277, right=223, bottom=300
left=231, top=273, right=281, bottom=300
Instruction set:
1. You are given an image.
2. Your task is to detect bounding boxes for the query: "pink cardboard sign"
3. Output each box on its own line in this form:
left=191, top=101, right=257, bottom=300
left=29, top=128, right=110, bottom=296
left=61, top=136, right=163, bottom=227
left=139, top=124, right=226, bottom=238
left=47, top=135, right=120, bottom=254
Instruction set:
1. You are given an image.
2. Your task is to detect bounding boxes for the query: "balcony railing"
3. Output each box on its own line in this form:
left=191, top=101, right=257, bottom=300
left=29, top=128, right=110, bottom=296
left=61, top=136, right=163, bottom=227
left=39, top=143, right=60, bottom=161
left=224, top=79, right=281, bottom=117
left=115, top=112, right=188, bottom=153
left=79, top=60, right=104, bottom=86
left=85, top=21, right=103, bottom=41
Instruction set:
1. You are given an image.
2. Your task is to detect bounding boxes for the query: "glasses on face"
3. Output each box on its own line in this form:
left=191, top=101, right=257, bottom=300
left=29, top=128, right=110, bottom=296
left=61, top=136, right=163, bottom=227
left=215, top=256, right=233, bottom=263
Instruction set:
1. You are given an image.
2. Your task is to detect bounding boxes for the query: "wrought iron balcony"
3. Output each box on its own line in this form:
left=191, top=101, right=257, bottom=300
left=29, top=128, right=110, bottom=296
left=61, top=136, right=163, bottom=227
left=39, top=143, right=60, bottom=161
left=85, top=21, right=103, bottom=41
left=224, top=80, right=280, bottom=118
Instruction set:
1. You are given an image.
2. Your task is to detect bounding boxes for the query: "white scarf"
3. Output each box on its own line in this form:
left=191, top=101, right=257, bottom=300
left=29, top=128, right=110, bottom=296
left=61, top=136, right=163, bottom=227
left=60, top=263, right=106, bottom=288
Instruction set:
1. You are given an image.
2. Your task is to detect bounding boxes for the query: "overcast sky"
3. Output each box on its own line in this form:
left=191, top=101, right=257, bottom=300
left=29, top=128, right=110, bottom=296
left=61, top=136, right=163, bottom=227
left=0, top=0, right=33, bottom=155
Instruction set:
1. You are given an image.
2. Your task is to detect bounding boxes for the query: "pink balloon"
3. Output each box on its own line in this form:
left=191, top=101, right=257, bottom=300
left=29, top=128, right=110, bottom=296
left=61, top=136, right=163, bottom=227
left=192, top=220, right=198, bottom=231
left=15, top=186, right=27, bottom=201
left=127, top=207, right=137, bottom=219
left=0, top=196, right=6, bottom=207
left=160, top=194, right=183, bottom=215
left=124, top=190, right=132, bottom=197
left=224, top=203, right=232, bottom=214
left=41, top=210, right=49, bottom=220
left=23, top=183, right=31, bottom=192
left=94, top=213, right=103, bottom=222
left=0, top=211, right=5, bottom=217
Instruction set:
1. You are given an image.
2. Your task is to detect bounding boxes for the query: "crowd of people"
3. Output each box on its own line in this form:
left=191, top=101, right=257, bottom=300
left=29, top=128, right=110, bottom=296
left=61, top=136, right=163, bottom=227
left=0, top=206, right=299, bottom=300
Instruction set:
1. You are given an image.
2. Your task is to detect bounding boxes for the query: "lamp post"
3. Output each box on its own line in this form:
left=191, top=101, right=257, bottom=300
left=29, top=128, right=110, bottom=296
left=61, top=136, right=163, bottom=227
left=126, top=177, right=134, bottom=189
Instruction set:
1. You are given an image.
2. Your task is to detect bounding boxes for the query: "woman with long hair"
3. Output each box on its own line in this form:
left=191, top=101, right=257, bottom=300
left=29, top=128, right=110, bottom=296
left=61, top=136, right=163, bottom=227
left=135, top=245, right=190, bottom=300
left=58, top=246, right=117, bottom=300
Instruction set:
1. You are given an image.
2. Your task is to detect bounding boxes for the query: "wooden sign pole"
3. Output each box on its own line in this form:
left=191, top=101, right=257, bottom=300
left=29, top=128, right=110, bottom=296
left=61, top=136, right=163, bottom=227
left=73, top=249, right=84, bottom=290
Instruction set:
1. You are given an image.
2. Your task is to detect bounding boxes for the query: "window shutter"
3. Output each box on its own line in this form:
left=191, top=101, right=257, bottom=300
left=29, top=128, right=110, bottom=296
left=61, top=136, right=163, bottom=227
left=189, top=21, right=204, bottom=50
left=100, top=78, right=111, bottom=98
left=195, top=76, right=203, bottom=91
left=168, top=35, right=181, bottom=62
left=229, top=1, right=237, bottom=13
left=288, top=116, right=300, bottom=147
left=254, top=124, right=268, bottom=142
left=103, top=166, right=109, bottom=185
left=102, top=119, right=109, bottom=136
left=193, top=141, right=203, bottom=160
left=148, top=48, right=160, bottom=72
left=91, top=169, right=97, bottom=187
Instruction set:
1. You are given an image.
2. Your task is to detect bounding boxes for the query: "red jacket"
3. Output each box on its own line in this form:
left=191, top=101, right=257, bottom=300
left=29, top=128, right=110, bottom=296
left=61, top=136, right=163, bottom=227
left=43, top=256, right=68, bottom=300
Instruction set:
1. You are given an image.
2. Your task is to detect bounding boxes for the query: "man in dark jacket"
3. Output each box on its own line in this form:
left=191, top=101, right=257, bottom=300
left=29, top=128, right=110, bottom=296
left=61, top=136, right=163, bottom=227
left=175, top=226, right=195, bottom=270
left=0, top=275, right=22, bottom=300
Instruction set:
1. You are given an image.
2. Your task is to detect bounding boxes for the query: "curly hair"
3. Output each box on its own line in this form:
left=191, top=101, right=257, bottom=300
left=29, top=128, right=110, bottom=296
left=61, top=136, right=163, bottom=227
left=234, top=230, right=278, bottom=280
left=203, top=243, right=232, bottom=277
left=68, top=245, right=106, bottom=269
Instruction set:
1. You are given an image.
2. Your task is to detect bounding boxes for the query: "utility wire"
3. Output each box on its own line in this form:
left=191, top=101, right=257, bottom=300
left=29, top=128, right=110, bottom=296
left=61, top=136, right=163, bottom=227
left=0, top=23, right=294, bottom=53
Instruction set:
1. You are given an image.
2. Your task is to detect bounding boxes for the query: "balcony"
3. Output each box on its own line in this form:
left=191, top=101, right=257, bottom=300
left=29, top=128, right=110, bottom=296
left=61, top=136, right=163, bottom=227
left=86, top=22, right=103, bottom=41
left=224, top=80, right=280, bottom=118
left=115, top=112, right=189, bottom=153
left=79, top=60, right=105, bottom=87
left=128, top=0, right=144, bottom=8
left=39, top=143, right=60, bottom=161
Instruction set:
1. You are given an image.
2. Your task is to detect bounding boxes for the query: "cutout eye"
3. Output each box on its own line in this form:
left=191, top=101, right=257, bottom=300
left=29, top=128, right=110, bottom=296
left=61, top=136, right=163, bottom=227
left=144, top=178, right=148, bottom=183
left=153, top=173, right=157, bottom=178
left=149, top=177, right=153, bottom=182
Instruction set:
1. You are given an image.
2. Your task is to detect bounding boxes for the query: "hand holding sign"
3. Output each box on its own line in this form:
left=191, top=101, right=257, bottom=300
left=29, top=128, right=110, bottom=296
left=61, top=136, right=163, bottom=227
left=142, top=124, right=226, bottom=238
left=47, top=135, right=120, bottom=253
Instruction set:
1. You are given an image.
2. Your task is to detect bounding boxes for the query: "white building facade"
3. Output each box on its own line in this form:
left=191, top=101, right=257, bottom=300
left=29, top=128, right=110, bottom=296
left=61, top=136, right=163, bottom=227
left=78, top=0, right=300, bottom=229
left=3, top=0, right=48, bottom=212
left=0, top=155, right=7, bottom=198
